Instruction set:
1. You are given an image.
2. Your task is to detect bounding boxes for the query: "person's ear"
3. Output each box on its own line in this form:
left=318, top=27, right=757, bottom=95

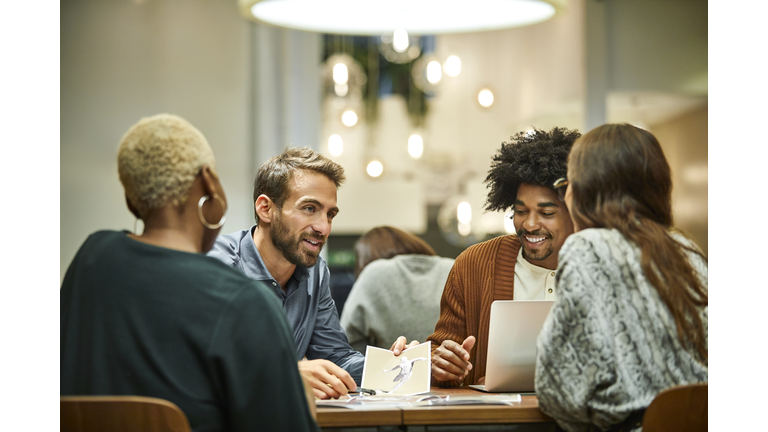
left=125, top=194, right=141, bottom=219
left=255, top=194, right=274, bottom=224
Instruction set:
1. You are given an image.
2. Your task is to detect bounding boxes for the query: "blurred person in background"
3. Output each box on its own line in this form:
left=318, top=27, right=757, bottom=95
left=60, top=114, right=318, bottom=432
left=340, top=226, right=454, bottom=354
left=535, top=124, right=708, bottom=432
left=426, top=127, right=581, bottom=387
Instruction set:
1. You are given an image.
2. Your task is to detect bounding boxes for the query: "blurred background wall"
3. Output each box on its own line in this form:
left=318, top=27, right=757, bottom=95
left=61, top=0, right=707, bottom=283
left=61, top=0, right=254, bottom=279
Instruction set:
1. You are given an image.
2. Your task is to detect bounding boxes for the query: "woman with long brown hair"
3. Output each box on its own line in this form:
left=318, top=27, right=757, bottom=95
left=535, top=124, right=707, bottom=432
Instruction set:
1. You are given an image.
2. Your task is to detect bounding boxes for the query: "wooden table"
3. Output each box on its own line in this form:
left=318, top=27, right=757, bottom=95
left=317, top=387, right=555, bottom=431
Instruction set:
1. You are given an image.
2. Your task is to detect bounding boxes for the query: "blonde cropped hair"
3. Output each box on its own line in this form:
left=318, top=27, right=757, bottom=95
left=117, top=114, right=216, bottom=216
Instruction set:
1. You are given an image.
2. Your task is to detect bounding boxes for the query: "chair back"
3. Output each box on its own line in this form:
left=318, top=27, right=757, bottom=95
left=642, top=383, right=707, bottom=432
left=61, top=396, right=191, bottom=432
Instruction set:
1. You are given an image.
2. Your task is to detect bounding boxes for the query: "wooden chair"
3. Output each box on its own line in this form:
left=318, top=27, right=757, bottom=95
left=61, top=396, right=191, bottom=432
left=642, top=383, right=707, bottom=432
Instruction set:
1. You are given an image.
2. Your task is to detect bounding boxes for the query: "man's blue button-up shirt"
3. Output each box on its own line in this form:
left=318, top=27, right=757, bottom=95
left=207, top=225, right=364, bottom=384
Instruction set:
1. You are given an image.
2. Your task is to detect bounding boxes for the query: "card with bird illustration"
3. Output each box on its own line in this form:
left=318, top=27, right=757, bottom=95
left=361, top=342, right=431, bottom=396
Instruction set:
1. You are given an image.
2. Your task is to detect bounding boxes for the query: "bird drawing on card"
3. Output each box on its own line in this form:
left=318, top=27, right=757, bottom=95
left=383, top=356, right=427, bottom=393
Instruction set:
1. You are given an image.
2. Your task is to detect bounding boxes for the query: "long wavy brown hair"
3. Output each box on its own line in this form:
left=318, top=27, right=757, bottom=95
left=567, top=124, right=708, bottom=363
left=354, top=226, right=436, bottom=277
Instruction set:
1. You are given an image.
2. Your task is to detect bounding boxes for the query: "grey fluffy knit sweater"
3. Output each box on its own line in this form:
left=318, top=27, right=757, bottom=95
left=340, top=254, right=455, bottom=354
left=535, top=228, right=708, bottom=432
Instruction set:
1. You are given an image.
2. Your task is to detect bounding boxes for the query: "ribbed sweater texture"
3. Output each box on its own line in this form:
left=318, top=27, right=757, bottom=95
left=426, top=235, right=521, bottom=387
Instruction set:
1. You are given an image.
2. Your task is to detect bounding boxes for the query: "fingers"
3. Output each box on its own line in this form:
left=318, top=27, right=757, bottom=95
left=391, top=336, right=421, bottom=356
left=444, top=339, right=472, bottom=362
left=305, top=375, right=338, bottom=400
left=305, top=374, right=342, bottom=400
left=431, top=339, right=474, bottom=382
left=336, top=370, right=357, bottom=392
left=391, top=336, right=407, bottom=355
left=431, top=356, right=471, bottom=382
left=405, top=340, right=420, bottom=350
left=311, top=387, right=326, bottom=399
left=298, top=360, right=356, bottom=399
left=319, top=360, right=357, bottom=393
left=300, top=375, right=318, bottom=420
left=461, top=336, right=476, bottom=357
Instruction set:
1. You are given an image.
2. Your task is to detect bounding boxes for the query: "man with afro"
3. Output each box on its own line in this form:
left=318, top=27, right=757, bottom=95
left=426, top=126, right=581, bottom=387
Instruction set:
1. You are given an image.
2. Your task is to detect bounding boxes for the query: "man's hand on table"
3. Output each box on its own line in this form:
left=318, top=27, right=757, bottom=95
left=298, top=359, right=357, bottom=400
left=431, top=336, right=476, bottom=383
left=390, top=336, right=420, bottom=355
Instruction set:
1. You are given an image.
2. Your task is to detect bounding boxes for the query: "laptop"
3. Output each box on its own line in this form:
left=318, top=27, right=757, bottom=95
left=469, top=300, right=554, bottom=393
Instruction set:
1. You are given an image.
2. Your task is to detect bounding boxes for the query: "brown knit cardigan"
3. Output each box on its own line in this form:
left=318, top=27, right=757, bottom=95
left=426, top=234, right=522, bottom=387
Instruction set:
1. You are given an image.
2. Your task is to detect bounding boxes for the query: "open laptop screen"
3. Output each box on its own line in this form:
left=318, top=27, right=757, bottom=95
left=470, top=300, right=554, bottom=393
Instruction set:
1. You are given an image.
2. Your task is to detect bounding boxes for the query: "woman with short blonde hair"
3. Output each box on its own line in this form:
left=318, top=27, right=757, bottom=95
left=61, top=114, right=319, bottom=432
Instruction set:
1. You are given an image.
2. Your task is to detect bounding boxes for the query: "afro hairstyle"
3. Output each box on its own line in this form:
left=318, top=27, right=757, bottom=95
left=484, top=126, right=581, bottom=212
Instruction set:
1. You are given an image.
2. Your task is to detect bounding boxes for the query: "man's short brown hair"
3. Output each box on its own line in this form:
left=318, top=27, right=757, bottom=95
left=252, top=147, right=346, bottom=223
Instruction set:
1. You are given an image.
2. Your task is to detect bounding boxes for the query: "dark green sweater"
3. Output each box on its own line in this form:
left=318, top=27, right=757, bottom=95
left=61, top=230, right=319, bottom=432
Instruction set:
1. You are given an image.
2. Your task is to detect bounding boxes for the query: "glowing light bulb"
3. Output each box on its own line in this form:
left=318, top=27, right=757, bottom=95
left=458, top=222, right=471, bottom=236
left=457, top=201, right=472, bottom=224
left=393, top=28, right=409, bottom=53
left=426, top=60, right=442, bottom=84
left=444, top=55, right=461, bottom=77
left=407, top=134, right=424, bottom=159
left=328, top=134, right=343, bottom=156
left=367, top=160, right=384, bottom=177
left=478, top=89, right=494, bottom=107
left=341, top=110, right=358, bottom=127
left=332, top=63, right=348, bottom=84
left=334, top=82, right=348, bottom=97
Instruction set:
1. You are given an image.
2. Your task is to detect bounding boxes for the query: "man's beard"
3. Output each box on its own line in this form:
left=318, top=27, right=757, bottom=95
left=271, top=213, right=325, bottom=267
left=516, top=228, right=555, bottom=263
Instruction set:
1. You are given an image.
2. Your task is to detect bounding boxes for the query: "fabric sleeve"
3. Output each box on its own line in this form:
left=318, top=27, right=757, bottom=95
left=305, top=266, right=366, bottom=384
left=339, top=274, right=372, bottom=354
left=534, top=234, right=618, bottom=432
left=208, top=282, right=319, bottom=432
left=426, top=259, right=468, bottom=388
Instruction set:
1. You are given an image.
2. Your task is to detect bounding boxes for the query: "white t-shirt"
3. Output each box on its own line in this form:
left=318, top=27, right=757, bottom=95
left=513, top=248, right=558, bottom=300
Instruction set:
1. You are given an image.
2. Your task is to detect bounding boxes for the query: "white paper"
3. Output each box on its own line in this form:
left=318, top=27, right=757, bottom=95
left=360, top=341, right=431, bottom=396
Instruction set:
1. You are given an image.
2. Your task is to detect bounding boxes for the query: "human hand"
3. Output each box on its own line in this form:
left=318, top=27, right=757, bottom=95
left=390, top=336, right=420, bottom=356
left=298, top=359, right=357, bottom=399
left=431, top=336, right=476, bottom=382
left=300, top=374, right=317, bottom=420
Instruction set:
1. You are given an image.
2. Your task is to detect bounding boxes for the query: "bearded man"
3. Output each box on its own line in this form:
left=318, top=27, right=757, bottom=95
left=210, top=148, right=418, bottom=399
left=209, top=147, right=369, bottom=400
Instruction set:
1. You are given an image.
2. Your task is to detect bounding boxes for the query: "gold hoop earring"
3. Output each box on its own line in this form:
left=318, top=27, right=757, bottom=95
left=198, top=194, right=227, bottom=230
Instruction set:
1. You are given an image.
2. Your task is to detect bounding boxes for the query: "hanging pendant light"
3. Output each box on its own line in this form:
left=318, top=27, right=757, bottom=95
left=238, top=0, right=567, bottom=35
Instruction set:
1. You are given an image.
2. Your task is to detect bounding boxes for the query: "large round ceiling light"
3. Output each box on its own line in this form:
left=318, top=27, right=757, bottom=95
left=238, top=0, right=566, bottom=35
